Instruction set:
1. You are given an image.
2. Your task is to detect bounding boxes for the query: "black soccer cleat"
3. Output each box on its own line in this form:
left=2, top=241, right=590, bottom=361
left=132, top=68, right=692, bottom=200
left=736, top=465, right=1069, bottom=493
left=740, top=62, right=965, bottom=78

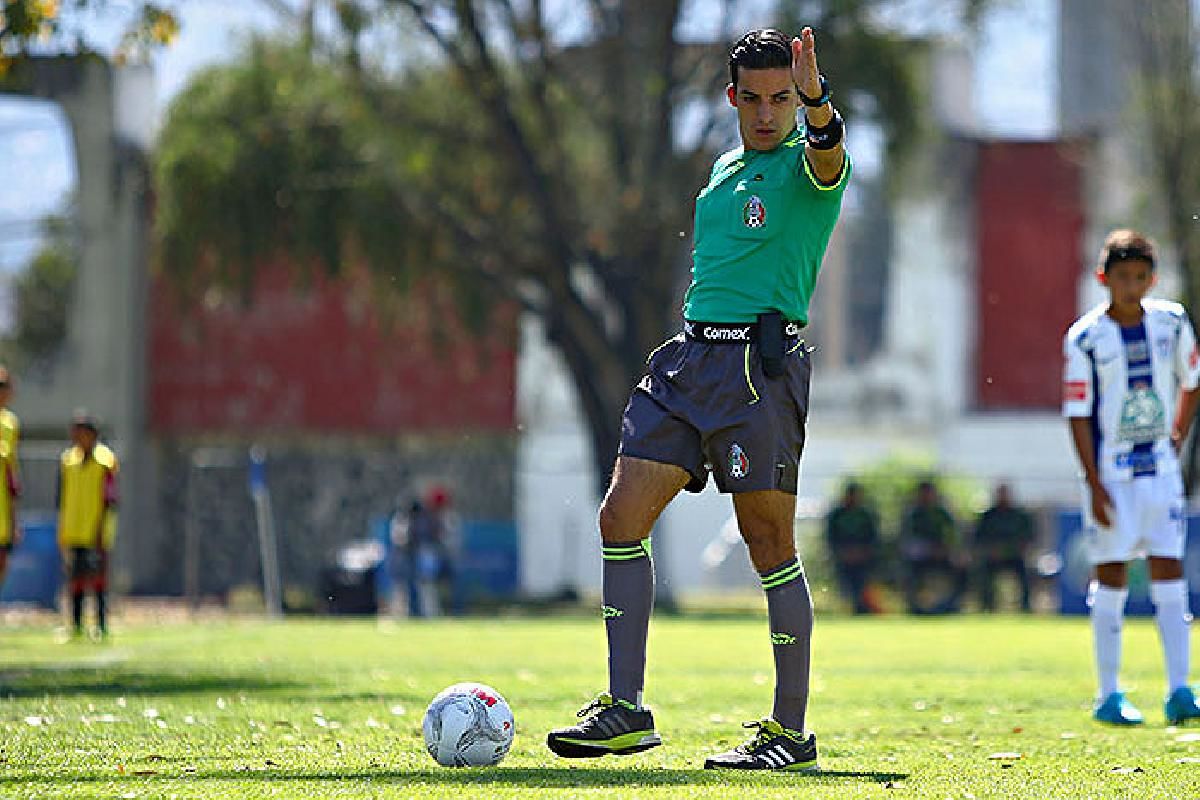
left=546, top=692, right=662, bottom=758
left=704, top=719, right=819, bottom=771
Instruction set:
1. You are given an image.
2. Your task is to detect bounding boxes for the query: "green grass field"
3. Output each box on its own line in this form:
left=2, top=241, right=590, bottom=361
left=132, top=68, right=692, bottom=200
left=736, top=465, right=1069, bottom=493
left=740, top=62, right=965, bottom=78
left=2, top=613, right=1199, bottom=798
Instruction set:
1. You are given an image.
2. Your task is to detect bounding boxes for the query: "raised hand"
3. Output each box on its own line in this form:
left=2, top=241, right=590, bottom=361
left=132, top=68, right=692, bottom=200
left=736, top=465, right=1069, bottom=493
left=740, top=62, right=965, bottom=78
left=791, top=27, right=822, bottom=101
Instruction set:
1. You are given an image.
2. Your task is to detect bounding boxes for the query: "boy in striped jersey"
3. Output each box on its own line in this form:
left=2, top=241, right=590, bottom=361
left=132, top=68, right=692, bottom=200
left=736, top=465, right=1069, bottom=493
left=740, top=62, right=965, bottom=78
left=1064, top=229, right=1200, bottom=725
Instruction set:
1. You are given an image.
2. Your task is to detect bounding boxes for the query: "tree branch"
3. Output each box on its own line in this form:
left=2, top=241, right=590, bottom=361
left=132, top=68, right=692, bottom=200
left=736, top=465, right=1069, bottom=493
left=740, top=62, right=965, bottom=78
left=452, top=0, right=580, bottom=271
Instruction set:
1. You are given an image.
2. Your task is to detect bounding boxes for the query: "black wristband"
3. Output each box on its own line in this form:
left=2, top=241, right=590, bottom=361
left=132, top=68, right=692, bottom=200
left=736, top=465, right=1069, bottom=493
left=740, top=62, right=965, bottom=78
left=799, top=75, right=831, bottom=107
left=805, top=109, right=844, bottom=150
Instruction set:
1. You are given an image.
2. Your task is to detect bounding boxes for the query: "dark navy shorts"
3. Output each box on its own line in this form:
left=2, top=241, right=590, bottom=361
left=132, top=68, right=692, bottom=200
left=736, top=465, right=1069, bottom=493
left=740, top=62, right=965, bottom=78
left=619, top=331, right=812, bottom=494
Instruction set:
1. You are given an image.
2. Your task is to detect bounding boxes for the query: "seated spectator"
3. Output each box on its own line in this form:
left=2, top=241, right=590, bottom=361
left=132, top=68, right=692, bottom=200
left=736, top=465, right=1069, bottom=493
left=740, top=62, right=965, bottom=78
left=899, top=479, right=966, bottom=614
left=972, top=482, right=1036, bottom=612
left=824, top=481, right=883, bottom=614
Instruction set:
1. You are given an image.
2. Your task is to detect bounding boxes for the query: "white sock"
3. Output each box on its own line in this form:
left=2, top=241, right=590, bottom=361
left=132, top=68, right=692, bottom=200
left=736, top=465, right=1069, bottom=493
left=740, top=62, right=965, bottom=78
left=1151, top=579, right=1191, bottom=692
left=1089, top=582, right=1128, bottom=698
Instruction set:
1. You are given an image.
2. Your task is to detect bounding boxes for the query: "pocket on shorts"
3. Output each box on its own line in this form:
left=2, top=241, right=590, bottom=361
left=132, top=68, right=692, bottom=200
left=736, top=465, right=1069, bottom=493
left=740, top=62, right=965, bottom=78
left=785, top=341, right=813, bottom=423
left=641, top=337, right=687, bottom=389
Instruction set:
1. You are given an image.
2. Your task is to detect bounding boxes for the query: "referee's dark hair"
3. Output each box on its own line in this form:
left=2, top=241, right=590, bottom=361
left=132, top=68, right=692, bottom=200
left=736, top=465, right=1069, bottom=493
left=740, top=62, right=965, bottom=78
left=1099, top=228, right=1157, bottom=272
left=729, top=29, right=792, bottom=88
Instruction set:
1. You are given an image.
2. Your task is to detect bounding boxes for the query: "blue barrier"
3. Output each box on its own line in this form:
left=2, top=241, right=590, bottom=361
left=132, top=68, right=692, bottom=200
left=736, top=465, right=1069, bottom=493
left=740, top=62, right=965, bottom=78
left=458, top=520, right=519, bottom=599
left=370, top=514, right=395, bottom=605
left=0, top=513, right=61, bottom=609
left=1056, top=508, right=1200, bottom=616
left=372, top=515, right=519, bottom=611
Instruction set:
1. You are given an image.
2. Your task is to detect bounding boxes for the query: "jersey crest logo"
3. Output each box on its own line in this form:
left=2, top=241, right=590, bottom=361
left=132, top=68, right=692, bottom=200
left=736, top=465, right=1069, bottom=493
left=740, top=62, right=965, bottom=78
left=1118, top=384, right=1166, bottom=443
left=728, top=443, right=750, bottom=479
left=742, top=195, right=766, bottom=229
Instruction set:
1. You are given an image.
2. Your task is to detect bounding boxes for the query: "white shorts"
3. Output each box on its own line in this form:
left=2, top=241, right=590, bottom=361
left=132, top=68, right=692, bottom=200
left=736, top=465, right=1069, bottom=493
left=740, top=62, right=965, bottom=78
left=1083, top=471, right=1187, bottom=564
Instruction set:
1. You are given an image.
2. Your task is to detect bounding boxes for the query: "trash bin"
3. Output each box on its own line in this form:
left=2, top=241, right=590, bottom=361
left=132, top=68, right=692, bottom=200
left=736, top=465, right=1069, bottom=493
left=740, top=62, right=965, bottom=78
left=0, top=513, right=61, bottom=609
left=319, top=540, right=383, bottom=615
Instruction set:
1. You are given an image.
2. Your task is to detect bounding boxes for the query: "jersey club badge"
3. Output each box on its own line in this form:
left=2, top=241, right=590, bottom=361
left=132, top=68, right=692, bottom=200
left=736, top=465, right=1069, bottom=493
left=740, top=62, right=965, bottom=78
left=1118, top=384, right=1166, bottom=443
left=742, top=195, right=766, bottom=229
left=728, top=443, right=750, bottom=479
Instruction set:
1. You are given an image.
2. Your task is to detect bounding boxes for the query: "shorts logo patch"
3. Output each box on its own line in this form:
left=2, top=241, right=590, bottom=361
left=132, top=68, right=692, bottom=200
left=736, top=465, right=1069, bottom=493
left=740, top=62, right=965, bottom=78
left=742, top=195, right=766, bottom=229
left=1064, top=380, right=1087, bottom=402
left=728, top=443, right=750, bottom=479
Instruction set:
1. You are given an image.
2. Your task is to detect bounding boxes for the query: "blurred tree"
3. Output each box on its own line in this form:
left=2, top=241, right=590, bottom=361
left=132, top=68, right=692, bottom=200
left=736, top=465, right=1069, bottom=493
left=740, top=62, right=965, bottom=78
left=155, top=1, right=983, bottom=489
left=154, top=42, right=409, bottom=299
left=1, top=214, right=78, bottom=371
left=1124, top=1, right=1200, bottom=489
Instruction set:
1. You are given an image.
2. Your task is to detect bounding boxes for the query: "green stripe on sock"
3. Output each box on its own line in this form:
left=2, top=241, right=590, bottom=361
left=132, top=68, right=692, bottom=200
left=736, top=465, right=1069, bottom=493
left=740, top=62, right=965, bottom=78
left=760, top=561, right=802, bottom=591
left=602, top=539, right=651, bottom=561
left=603, top=551, right=647, bottom=561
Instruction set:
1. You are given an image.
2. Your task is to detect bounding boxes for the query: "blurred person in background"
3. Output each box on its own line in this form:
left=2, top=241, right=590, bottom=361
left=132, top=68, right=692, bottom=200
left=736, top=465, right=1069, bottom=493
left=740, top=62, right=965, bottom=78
left=386, top=495, right=412, bottom=617
left=396, top=493, right=454, bottom=618
left=0, top=366, right=20, bottom=593
left=972, top=481, right=1035, bottom=613
left=547, top=26, right=850, bottom=771
left=824, top=481, right=883, bottom=614
left=425, top=484, right=462, bottom=615
left=899, top=480, right=965, bottom=615
left=57, top=411, right=118, bottom=640
left=1064, top=228, right=1200, bottom=726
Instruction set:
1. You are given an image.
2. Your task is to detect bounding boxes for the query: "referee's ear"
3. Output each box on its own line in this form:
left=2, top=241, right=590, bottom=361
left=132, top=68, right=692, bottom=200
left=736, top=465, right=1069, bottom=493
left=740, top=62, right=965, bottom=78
left=726, top=83, right=737, bottom=107
left=1095, top=268, right=1108, bottom=287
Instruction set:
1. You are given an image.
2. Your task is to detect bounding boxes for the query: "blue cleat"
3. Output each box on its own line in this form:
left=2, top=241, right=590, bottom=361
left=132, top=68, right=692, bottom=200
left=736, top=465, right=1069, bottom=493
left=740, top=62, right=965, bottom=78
left=1165, top=686, right=1200, bottom=725
left=1093, top=692, right=1144, bottom=725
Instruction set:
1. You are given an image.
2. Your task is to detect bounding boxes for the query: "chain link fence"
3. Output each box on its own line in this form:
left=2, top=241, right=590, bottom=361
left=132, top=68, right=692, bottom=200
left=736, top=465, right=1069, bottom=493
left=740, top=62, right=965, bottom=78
left=11, top=435, right=515, bottom=606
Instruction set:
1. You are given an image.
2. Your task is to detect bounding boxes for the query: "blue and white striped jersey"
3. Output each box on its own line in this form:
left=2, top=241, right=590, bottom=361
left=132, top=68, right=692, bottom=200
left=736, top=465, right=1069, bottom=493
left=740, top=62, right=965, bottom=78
left=1063, top=299, right=1200, bottom=481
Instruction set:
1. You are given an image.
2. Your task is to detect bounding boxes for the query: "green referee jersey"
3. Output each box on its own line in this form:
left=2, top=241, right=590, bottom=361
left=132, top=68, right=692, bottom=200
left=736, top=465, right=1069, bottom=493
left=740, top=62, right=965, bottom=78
left=683, top=126, right=851, bottom=325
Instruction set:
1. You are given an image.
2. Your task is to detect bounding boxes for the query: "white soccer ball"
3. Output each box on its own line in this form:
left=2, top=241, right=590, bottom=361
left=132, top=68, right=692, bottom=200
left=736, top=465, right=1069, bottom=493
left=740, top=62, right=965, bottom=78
left=422, top=682, right=515, bottom=767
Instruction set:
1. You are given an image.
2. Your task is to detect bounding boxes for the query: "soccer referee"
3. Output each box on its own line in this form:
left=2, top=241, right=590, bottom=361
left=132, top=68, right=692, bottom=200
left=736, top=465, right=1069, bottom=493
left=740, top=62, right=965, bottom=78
left=547, top=27, right=850, bottom=770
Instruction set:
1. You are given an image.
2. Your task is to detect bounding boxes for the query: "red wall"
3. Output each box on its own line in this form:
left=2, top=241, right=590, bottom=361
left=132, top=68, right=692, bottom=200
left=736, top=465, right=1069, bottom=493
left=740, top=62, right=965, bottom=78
left=975, top=142, right=1084, bottom=410
left=148, top=265, right=516, bottom=434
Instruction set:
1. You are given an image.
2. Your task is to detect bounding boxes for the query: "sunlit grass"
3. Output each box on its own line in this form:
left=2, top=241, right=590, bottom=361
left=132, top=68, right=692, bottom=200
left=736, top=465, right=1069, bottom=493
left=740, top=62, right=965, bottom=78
left=1, top=613, right=1199, bottom=798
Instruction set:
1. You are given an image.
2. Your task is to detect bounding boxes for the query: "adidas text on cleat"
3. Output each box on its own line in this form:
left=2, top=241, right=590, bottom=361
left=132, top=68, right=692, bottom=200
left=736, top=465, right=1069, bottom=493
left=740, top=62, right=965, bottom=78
left=1165, top=686, right=1200, bottom=725
left=546, top=693, right=662, bottom=758
left=1093, top=691, right=1144, bottom=726
left=704, top=719, right=818, bottom=771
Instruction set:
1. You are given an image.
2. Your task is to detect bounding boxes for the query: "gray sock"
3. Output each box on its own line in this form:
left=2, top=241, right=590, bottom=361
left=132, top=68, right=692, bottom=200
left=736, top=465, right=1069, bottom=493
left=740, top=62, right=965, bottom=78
left=760, top=557, right=814, bottom=732
left=602, top=538, right=654, bottom=706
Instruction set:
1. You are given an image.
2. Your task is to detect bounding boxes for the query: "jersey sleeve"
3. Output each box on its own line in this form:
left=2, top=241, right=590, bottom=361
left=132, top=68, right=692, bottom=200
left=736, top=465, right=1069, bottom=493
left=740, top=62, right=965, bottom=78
left=1175, top=313, right=1200, bottom=391
left=799, top=149, right=851, bottom=195
left=1062, top=330, right=1094, bottom=417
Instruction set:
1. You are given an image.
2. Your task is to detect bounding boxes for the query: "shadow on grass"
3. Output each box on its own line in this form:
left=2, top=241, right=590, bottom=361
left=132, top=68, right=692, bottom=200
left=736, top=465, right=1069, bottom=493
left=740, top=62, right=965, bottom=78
left=0, top=666, right=304, bottom=697
left=0, top=766, right=910, bottom=788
